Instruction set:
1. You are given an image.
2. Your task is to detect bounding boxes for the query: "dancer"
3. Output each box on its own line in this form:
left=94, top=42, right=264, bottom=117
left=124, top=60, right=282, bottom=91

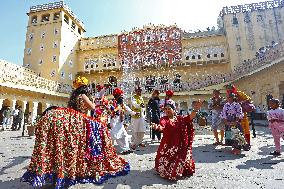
left=22, top=76, right=130, bottom=189
left=226, top=84, right=255, bottom=146
left=152, top=100, right=202, bottom=180
left=220, top=93, right=246, bottom=155
left=267, top=98, right=284, bottom=156
left=110, top=88, right=136, bottom=155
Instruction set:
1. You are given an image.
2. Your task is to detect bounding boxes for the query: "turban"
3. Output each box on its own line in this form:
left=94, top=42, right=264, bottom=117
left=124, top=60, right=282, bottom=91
left=73, top=76, right=88, bottom=89
left=165, top=90, right=174, bottom=97
left=113, top=88, right=124, bottom=97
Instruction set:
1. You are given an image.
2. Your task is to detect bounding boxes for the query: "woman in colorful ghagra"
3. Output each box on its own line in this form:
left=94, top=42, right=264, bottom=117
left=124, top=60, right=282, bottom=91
left=22, top=76, right=130, bottom=189
left=151, top=100, right=202, bottom=180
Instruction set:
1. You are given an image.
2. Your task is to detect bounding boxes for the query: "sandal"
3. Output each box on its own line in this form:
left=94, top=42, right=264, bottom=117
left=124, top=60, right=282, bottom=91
left=213, top=142, right=220, bottom=145
left=139, top=143, right=146, bottom=147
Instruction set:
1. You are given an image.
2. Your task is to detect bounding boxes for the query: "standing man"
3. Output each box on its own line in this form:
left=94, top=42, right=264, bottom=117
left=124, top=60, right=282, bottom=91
left=2, top=106, right=11, bottom=131
left=131, top=87, right=146, bottom=150
left=16, top=106, right=24, bottom=130
left=11, top=106, right=19, bottom=131
left=147, top=90, right=161, bottom=141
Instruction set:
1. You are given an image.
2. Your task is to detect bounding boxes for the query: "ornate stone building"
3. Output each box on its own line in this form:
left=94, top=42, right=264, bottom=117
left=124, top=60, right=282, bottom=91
left=1, top=0, right=284, bottom=123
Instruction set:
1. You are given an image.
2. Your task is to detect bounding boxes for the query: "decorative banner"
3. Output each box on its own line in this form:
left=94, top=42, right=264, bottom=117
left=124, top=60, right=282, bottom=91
left=118, top=26, right=182, bottom=66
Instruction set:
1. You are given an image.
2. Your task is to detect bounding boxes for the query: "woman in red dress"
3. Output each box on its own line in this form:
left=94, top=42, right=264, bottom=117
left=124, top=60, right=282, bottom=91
left=152, top=100, right=202, bottom=180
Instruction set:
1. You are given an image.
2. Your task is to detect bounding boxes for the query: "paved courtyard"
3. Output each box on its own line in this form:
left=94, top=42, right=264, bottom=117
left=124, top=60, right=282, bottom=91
left=0, top=125, right=283, bottom=189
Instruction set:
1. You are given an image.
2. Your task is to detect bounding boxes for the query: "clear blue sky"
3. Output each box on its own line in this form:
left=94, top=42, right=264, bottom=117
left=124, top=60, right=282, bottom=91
left=0, top=0, right=263, bottom=65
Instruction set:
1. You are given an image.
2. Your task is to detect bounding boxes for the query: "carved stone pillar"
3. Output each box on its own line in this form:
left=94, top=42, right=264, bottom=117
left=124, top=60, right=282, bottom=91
left=32, top=101, right=38, bottom=123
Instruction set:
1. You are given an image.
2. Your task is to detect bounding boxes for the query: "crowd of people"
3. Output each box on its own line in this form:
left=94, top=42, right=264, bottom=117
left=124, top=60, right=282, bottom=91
left=233, top=41, right=282, bottom=76
left=19, top=76, right=284, bottom=189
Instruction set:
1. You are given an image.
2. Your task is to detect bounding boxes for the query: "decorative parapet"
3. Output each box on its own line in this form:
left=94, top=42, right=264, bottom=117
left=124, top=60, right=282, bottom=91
left=100, top=41, right=284, bottom=95
left=233, top=41, right=284, bottom=77
left=29, top=1, right=85, bottom=29
left=182, top=29, right=224, bottom=39
left=219, top=0, right=284, bottom=17
left=80, top=35, right=117, bottom=50
left=0, top=60, right=72, bottom=96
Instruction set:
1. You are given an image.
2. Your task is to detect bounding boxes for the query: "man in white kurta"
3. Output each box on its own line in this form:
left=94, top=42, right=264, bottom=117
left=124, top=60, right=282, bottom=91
left=131, top=88, right=146, bottom=149
left=110, top=104, right=135, bottom=154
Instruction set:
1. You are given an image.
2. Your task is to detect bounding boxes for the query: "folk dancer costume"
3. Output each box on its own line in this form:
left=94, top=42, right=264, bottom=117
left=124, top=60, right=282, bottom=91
left=154, top=103, right=195, bottom=180
left=226, top=84, right=254, bottom=146
left=22, top=76, right=130, bottom=189
left=109, top=88, right=135, bottom=154
left=131, top=88, right=146, bottom=149
left=267, top=99, right=284, bottom=156
left=220, top=96, right=248, bottom=154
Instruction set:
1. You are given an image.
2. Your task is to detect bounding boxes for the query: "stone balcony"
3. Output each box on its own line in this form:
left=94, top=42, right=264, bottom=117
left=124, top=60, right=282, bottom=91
left=0, top=60, right=72, bottom=97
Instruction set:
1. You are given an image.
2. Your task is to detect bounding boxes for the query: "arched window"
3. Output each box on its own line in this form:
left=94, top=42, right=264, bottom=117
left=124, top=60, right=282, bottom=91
left=41, top=14, right=50, bottom=22
left=53, top=12, right=60, bottom=20
left=191, top=55, right=195, bottom=60
left=197, top=55, right=201, bottom=59
left=50, top=70, right=55, bottom=77
left=31, top=16, right=37, bottom=24
left=207, top=54, right=211, bottom=58
left=186, top=56, right=189, bottom=60
left=232, top=15, right=238, bottom=25
left=71, top=22, right=76, bottom=30
left=64, top=14, right=69, bottom=24
left=214, top=54, right=218, bottom=57
left=221, top=53, right=224, bottom=57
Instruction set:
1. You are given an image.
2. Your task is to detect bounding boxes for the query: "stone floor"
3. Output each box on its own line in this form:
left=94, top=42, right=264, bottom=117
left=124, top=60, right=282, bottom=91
left=0, top=125, right=283, bottom=189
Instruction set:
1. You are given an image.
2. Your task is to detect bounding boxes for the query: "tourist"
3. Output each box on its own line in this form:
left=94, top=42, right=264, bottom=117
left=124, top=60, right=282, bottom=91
left=209, top=89, right=225, bottom=145
left=130, top=87, right=146, bottom=150
left=220, top=93, right=247, bottom=155
left=267, top=98, right=284, bottom=156
left=15, top=106, right=24, bottom=130
left=151, top=100, right=202, bottom=180
left=147, top=90, right=161, bottom=141
left=11, top=106, right=20, bottom=131
left=22, top=76, right=130, bottom=189
left=109, top=88, right=135, bottom=155
left=2, top=106, right=11, bottom=131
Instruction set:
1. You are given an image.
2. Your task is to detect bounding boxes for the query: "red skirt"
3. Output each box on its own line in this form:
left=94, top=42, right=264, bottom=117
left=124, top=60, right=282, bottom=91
left=22, top=107, right=129, bottom=188
left=155, top=116, right=195, bottom=180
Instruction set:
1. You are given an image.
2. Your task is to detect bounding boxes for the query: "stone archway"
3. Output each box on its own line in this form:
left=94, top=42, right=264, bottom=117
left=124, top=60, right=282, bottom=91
left=2, top=99, right=12, bottom=108
left=0, top=99, right=12, bottom=125
left=16, top=100, right=24, bottom=109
